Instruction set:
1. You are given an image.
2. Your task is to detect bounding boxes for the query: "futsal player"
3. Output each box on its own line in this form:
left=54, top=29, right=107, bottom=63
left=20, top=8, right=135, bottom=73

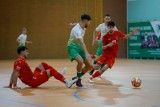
left=17, top=27, right=32, bottom=46
left=88, top=21, right=139, bottom=82
left=4, top=46, right=77, bottom=89
left=90, top=14, right=118, bottom=76
left=67, top=14, right=92, bottom=87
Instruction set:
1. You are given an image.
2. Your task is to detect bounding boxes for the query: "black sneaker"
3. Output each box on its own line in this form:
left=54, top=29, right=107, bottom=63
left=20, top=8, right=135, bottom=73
left=76, top=79, right=83, bottom=87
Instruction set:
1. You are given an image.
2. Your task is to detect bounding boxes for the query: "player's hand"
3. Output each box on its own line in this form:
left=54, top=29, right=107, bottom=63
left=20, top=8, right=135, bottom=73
left=68, top=23, right=74, bottom=28
left=131, top=29, right=139, bottom=35
left=108, top=40, right=117, bottom=47
left=28, top=41, right=32, bottom=44
left=12, top=86, right=21, bottom=89
left=92, top=39, right=98, bottom=46
left=26, top=41, right=32, bottom=44
left=3, top=85, right=11, bottom=88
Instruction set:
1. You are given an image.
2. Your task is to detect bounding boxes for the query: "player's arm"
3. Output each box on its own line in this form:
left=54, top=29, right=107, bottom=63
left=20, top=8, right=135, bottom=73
left=16, top=38, right=20, bottom=43
left=26, top=41, right=32, bottom=44
left=68, top=23, right=78, bottom=28
left=123, top=29, right=139, bottom=39
left=77, top=38, right=92, bottom=66
left=92, top=24, right=101, bottom=46
left=102, top=40, right=117, bottom=50
left=16, top=35, right=22, bottom=43
left=92, top=30, right=100, bottom=46
left=78, top=38, right=89, bottom=55
left=4, top=70, right=21, bottom=89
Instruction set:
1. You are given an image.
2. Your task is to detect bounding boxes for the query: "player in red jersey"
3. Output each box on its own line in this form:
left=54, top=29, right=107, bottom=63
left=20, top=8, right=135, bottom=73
left=4, top=46, right=77, bottom=89
left=88, top=21, right=139, bottom=82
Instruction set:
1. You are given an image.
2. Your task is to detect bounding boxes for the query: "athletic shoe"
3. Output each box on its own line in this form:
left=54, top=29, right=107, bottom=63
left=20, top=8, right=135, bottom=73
left=96, top=75, right=102, bottom=80
left=65, top=78, right=78, bottom=88
left=76, top=79, right=83, bottom=87
left=60, top=67, right=67, bottom=75
left=88, top=77, right=94, bottom=83
left=72, top=77, right=83, bottom=87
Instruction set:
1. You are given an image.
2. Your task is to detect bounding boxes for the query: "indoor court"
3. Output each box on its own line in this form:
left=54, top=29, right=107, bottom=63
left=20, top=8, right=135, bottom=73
left=0, top=59, right=160, bottom=107
left=0, top=0, right=160, bottom=107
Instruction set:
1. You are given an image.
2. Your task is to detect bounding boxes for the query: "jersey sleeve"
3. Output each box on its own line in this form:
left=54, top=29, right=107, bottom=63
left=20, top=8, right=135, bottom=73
left=17, top=34, right=22, bottom=40
left=96, top=32, right=101, bottom=40
left=117, top=31, right=125, bottom=38
left=14, top=60, right=25, bottom=72
left=95, top=24, right=102, bottom=32
left=73, top=30, right=82, bottom=39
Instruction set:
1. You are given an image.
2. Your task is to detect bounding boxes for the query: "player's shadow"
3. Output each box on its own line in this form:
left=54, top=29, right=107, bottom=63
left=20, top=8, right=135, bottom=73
left=12, top=86, right=73, bottom=96
left=83, top=78, right=134, bottom=105
left=11, top=87, right=52, bottom=96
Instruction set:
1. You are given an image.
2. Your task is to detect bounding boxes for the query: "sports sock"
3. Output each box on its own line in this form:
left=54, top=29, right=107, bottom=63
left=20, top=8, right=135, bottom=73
left=77, top=72, right=85, bottom=78
left=92, top=71, right=101, bottom=79
left=50, top=68, right=65, bottom=82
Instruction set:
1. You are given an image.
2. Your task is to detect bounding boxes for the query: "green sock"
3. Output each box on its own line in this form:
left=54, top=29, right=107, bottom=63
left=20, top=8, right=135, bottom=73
left=77, top=72, right=85, bottom=78
left=93, top=60, right=97, bottom=64
left=100, top=64, right=105, bottom=70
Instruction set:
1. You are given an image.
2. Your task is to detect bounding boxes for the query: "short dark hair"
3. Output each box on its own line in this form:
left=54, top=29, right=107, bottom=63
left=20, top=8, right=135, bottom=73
left=105, top=14, right=110, bottom=17
left=17, top=46, right=28, bottom=54
left=81, top=14, right=91, bottom=21
left=107, top=21, right=115, bottom=27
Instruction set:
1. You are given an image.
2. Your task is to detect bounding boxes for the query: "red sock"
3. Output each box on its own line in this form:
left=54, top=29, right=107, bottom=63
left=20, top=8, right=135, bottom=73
left=50, top=68, right=65, bottom=82
left=92, top=71, right=101, bottom=79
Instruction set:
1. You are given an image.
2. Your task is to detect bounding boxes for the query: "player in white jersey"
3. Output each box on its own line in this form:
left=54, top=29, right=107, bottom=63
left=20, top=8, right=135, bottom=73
left=67, top=14, right=92, bottom=87
left=17, top=27, right=32, bottom=46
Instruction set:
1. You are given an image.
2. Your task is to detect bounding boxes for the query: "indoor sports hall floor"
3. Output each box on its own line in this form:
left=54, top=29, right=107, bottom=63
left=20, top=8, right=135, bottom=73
left=0, top=59, right=160, bottom=107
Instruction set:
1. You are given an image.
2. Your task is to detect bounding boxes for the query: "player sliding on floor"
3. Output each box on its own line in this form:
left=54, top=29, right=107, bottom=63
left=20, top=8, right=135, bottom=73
left=4, top=46, right=77, bottom=89
left=88, top=21, right=139, bottom=82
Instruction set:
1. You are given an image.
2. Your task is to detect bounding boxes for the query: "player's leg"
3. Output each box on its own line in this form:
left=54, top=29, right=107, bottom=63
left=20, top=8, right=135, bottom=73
left=74, top=58, right=92, bottom=87
left=45, top=68, right=77, bottom=88
left=89, top=64, right=109, bottom=82
left=88, top=63, right=101, bottom=82
left=89, top=57, right=115, bottom=82
left=72, top=55, right=84, bottom=87
left=37, top=62, right=77, bottom=88
left=67, top=45, right=84, bottom=87
left=90, top=38, right=102, bottom=75
left=74, top=55, right=84, bottom=75
left=89, top=55, right=98, bottom=75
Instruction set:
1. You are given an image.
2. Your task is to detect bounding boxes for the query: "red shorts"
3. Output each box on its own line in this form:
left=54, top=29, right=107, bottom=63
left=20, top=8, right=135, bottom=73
left=27, top=62, right=52, bottom=87
left=27, top=67, right=49, bottom=87
left=97, top=55, right=115, bottom=68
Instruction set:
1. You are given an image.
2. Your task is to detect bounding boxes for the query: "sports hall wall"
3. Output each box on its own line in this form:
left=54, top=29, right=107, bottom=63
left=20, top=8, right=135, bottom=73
left=127, top=0, right=160, bottom=22
left=0, top=0, right=127, bottom=59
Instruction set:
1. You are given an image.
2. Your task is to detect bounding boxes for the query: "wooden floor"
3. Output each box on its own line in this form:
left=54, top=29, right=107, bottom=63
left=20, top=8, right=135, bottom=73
left=0, top=59, right=160, bottom=107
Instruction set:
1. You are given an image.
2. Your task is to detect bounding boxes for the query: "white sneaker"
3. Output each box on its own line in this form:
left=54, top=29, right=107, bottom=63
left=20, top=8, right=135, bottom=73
left=65, top=78, right=78, bottom=88
left=88, top=78, right=94, bottom=83
left=96, top=76, right=102, bottom=80
left=60, top=67, right=67, bottom=75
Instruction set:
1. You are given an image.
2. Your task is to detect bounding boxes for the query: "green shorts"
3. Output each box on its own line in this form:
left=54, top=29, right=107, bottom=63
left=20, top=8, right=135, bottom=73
left=95, top=38, right=102, bottom=56
left=67, top=44, right=86, bottom=61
